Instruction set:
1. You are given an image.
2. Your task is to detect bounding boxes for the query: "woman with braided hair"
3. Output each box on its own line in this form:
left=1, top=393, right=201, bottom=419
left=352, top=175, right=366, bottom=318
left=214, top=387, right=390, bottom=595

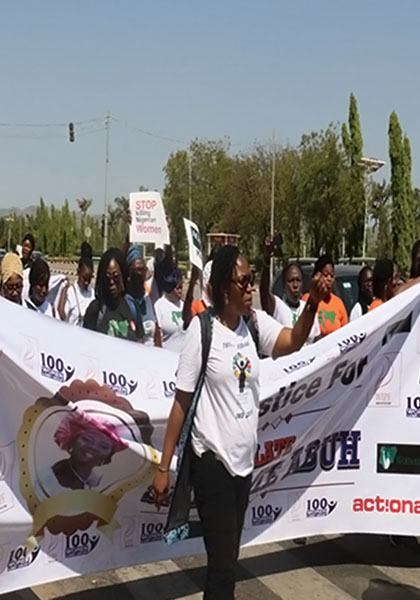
left=83, top=248, right=144, bottom=342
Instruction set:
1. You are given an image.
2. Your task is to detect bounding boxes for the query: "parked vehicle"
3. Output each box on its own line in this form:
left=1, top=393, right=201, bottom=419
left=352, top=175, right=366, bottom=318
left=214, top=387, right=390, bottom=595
left=272, top=263, right=363, bottom=316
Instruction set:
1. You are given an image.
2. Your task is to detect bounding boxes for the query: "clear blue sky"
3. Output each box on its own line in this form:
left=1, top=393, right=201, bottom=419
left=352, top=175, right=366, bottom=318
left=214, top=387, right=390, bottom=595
left=1, top=0, right=419, bottom=213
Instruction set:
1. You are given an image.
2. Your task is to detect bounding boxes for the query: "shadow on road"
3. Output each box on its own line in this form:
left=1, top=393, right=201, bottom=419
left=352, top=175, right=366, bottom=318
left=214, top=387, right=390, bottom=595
left=4, top=534, right=420, bottom=600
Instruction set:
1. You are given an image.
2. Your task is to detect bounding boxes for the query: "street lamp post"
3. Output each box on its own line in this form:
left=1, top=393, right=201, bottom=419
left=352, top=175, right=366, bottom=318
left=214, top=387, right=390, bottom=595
left=5, top=217, right=13, bottom=251
left=358, top=157, right=385, bottom=259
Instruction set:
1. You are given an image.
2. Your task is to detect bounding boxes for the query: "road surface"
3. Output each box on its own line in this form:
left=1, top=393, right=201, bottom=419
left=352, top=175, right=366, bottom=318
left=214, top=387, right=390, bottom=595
left=4, top=534, right=420, bottom=600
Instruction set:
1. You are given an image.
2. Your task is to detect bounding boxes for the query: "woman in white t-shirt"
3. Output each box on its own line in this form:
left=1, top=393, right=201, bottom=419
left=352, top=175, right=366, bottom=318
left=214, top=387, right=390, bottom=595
left=25, top=258, right=57, bottom=318
left=154, top=267, right=184, bottom=351
left=152, top=245, right=327, bottom=600
left=260, top=259, right=320, bottom=344
left=349, top=265, right=373, bottom=321
left=58, top=256, right=94, bottom=326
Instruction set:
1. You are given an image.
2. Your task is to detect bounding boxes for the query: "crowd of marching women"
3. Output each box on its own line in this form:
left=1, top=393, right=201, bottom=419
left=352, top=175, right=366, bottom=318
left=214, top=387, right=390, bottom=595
left=2, top=231, right=419, bottom=347
left=2, top=232, right=420, bottom=599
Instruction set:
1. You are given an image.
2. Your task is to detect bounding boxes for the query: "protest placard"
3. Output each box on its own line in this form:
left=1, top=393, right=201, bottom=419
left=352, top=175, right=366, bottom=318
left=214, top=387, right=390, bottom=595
left=129, top=191, right=170, bottom=246
left=183, top=217, right=203, bottom=270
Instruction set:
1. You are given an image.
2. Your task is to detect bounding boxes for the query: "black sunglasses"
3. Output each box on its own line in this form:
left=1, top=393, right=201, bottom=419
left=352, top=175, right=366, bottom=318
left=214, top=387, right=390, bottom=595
left=232, top=272, right=255, bottom=291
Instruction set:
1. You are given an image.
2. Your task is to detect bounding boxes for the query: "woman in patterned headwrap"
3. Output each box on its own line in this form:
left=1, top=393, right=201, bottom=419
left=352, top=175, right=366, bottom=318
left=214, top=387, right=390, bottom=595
left=52, top=412, right=128, bottom=491
left=1, top=252, right=23, bottom=304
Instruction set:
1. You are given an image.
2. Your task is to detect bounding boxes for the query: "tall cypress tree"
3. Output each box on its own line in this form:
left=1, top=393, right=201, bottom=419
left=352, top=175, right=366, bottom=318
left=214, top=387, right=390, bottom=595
left=403, top=134, right=415, bottom=247
left=389, top=111, right=411, bottom=275
left=343, top=93, right=364, bottom=256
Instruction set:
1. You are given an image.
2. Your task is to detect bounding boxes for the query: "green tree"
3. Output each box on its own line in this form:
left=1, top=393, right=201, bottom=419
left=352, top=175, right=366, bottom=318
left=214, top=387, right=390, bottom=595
left=298, top=126, right=351, bottom=257
left=342, top=93, right=364, bottom=256
left=389, top=111, right=412, bottom=275
left=164, top=140, right=234, bottom=257
left=403, top=135, right=415, bottom=247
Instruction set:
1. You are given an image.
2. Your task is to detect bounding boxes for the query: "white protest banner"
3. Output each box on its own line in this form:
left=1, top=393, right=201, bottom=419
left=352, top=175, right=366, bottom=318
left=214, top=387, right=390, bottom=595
left=183, top=217, right=203, bottom=270
left=1, top=286, right=420, bottom=593
left=129, top=191, right=170, bottom=246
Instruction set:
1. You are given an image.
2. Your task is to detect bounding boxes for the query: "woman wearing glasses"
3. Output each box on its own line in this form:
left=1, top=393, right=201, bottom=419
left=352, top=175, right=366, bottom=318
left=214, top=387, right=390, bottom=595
left=153, top=245, right=326, bottom=600
left=154, top=266, right=185, bottom=351
left=1, top=252, right=24, bottom=305
left=83, top=248, right=144, bottom=342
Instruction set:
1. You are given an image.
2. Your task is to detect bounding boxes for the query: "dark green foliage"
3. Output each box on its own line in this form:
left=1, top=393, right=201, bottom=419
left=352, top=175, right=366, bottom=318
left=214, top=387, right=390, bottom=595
left=343, top=93, right=365, bottom=257
left=389, top=111, right=413, bottom=276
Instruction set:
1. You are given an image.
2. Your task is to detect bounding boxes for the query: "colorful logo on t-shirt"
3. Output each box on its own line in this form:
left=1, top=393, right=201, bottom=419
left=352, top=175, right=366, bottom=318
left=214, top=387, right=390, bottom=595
left=171, top=311, right=182, bottom=326
left=232, top=353, right=251, bottom=393
left=108, top=319, right=130, bottom=338
left=319, top=310, right=336, bottom=329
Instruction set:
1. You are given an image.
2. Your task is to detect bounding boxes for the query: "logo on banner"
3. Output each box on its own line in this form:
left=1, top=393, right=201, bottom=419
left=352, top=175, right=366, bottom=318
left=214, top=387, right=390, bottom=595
left=283, top=356, right=315, bottom=375
left=7, top=545, right=40, bottom=571
left=64, top=532, right=100, bottom=558
left=140, top=521, right=165, bottom=543
left=406, top=396, right=420, bottom=418
left=337, top=332, right=366, bottom=355
left=251, top=503, right=282, bottom=526
left=17, top=379, right=158, bottom=544
left=306, top=497, right=338, bottom=518
left=102, top=371, right=138, bottom=396
left=40, top=353, right=75, bottom=383
left=377, top=443, right=420, bottom=474
left=162, top=380, right=176, bottom=398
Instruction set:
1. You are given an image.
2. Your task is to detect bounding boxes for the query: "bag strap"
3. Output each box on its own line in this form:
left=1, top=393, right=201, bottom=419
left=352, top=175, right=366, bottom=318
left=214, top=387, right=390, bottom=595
left=96, top=303, right=107, bottom=330
left=175, top=309, right=213, bottom=464
left=125, top=294, right=145, bottom=339
left=197, top=308, right=213, bottom=376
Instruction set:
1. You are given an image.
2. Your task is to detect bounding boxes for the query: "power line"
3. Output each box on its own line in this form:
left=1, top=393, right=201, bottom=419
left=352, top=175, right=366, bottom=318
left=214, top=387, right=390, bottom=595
left=112, top=116, right=188, bottom=145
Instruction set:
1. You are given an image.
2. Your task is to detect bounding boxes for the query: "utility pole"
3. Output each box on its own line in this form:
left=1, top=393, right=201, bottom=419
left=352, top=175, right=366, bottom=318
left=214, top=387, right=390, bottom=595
left=358, top=157, right=385, bottom=259
left=188, top=152, right=192, bottom=221
left=103, top=113, right=111, bottom=252
left=270, top=131, right=276, bottom=281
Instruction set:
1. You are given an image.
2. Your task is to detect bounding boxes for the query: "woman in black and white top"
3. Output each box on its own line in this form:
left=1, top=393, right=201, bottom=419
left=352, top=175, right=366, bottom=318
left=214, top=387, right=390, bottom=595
left=152, top=245, right=326, bottom=600
left=25, top=258, right=57, bottom=318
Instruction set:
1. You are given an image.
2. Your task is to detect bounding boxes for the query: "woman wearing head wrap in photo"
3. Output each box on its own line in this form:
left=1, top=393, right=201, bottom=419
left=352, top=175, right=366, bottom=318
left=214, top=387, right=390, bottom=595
left=1, top=252, right=24, bottom=304
left=25, top=258, right=57, bottom=318
left=154, top=266, right=185, bottom=351
left=125, top=245, right=157, bottom=345
left=34, top=412, right=129, bottom=497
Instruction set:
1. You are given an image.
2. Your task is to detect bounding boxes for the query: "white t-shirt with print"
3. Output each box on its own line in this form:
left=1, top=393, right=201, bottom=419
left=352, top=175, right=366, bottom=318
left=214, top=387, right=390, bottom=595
left=176, top=310, right=282, bottom=477
left=154, top=295, right=185, bottom=352
left=349, top=302, right=363, bottom=322
left=273, top=297, right=320, bottom=345
left=25, top=298, right=57, bottom=318
left=65, top=283, right=95, bottom=326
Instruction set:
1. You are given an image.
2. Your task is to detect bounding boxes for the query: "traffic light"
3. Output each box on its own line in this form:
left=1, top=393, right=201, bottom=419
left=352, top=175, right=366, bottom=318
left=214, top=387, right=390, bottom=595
left=68, top=122, right=75, bottom=142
